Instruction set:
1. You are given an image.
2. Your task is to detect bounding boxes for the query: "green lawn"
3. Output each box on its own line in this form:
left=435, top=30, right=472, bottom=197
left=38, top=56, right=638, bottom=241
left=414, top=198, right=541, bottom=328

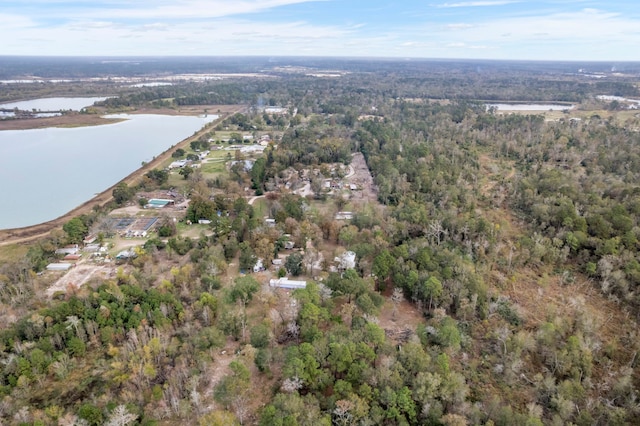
left=251, top=198, right=268, bottom=218
left=166, top=170, right=187, bottom=188
left=201, top=159, right=228, bottom=174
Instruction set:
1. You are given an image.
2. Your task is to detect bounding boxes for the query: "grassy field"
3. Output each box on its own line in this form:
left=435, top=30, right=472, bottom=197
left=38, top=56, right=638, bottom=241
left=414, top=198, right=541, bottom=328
left=493, top=106, right=640, bottom=122
left=201, top=150, right=233, bottom=175
left=0, top=244, right=30, bottom=264
left=251, top=198, right=268, bottom=218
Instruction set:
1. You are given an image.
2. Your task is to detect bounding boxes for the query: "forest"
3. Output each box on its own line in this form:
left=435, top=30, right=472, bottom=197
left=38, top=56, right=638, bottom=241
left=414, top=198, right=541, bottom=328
left=1, top=58, right=640, bottom=425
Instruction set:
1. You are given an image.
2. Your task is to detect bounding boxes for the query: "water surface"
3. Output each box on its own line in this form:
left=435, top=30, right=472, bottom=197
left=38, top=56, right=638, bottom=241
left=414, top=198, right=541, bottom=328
left=0, top=97, right=108, bottom=111
left=0, top=113, right=215, bottom=229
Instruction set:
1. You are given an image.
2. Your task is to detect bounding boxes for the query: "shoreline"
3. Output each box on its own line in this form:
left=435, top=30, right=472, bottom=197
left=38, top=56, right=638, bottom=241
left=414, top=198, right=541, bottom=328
left=0, top=104, right=246, bottom=246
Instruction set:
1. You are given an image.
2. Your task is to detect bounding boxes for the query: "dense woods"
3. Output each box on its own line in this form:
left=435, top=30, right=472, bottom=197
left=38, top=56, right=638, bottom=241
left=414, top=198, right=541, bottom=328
left=1, top=58, right=640, bottom=425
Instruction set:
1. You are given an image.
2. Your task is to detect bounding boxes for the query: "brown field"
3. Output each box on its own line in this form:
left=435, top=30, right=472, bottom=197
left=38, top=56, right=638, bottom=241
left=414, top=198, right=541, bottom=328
left=0, top=105, right=246, bottom=246
left=0, top=104, right=242, bottom=131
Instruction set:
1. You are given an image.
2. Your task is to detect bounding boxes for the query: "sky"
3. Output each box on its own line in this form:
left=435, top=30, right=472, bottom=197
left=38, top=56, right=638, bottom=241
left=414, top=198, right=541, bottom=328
left=1, top=0, right=639, bottom=61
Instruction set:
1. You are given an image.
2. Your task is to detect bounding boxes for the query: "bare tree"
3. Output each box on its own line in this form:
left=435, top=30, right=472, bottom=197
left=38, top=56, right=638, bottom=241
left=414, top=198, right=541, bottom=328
left=391, top=287, right=404, bottom=321
left=104, top=405, right=138, bottom=426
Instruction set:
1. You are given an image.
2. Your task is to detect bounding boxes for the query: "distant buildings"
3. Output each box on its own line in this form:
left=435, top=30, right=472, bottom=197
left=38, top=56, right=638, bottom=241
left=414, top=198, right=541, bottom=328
left=169, top=159, right=188, bottom=169
left=264, top=106, right=288, bottom=115
left=335, top=211, right=354, bottom=220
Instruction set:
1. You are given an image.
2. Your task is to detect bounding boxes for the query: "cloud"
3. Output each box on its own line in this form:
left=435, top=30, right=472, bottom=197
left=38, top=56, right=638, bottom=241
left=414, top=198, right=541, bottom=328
left=0, top=14, right=37, bottom=30
left=436, top=1, right=519, bottom=8
left=1, top=15, right=355, bottom=56
left=43, top=0, right=327, bottom=20
left=446, top=23, right=475, bottom=30
left=446, top=42, right=489, bottom=49
left=1, top=1, right=639, bottom=60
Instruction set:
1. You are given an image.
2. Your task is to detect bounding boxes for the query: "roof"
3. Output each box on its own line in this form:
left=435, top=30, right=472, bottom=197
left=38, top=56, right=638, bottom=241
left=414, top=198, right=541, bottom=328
left=269, top=278, right=307, bottom=289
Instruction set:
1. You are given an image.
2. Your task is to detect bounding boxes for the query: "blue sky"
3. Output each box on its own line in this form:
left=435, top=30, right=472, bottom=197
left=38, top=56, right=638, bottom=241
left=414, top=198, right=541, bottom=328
left=1, top=0, right=639, bottom=60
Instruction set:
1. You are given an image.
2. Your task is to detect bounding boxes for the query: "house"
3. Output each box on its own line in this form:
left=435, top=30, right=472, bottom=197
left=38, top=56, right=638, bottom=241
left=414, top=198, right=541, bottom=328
left=55, top=245, right=79, bottom=255
left=169, top=159, right=188, bottom=169
left=269, top=278, right=307, bottom=289
left=116, top=249, right=137, bottom=260
left=258, top=135, right=271, bottom=146
left=253, top=259, right=265, bottom=273
left=46, top=263, right=73, bottom=271
left=335, top=211, right=354, bottom=220
left=230, top=160, right=254, bottom=171
left=335, top=251, right=357, bottom=270
left=240, top=144, right=266, bottom=154
left=264, top=106, right=287, bottom=115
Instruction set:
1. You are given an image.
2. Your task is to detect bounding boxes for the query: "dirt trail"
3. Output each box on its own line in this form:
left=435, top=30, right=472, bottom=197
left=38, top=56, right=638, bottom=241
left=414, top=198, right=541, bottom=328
left=347, top=152, right=378, bottom=203
left=46, top=262, right=113, bottom=297
left=0, top=105, right=247, bottom=247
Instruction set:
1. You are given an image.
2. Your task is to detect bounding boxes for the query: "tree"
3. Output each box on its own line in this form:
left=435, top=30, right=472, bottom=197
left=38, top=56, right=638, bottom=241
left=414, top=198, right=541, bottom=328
left=285, top=252, right=303, bottom=276
left=421, top=276, right=443, bottom=311
left=251, top=157, right=267, bottom=193
left=172, top=148, right=186, bottom=158
left=373, top=249, right=395, bottom=289
left=179, top=165, right=194, bottom=180
left=63, top=217, right=87, bottom=244
left=157, top=217, right=177, bottom=237
left=250, top=323, right=271, bottom=349
left=238, top=242, right=257, bottom=272
left=230, top=276, right=259, bottom=308
left=215, top=360, right=252, bottom=424
left=328, top=269, right=368, bottom=303
left=145, top=168, right=169, bottom=185
left=104, top=405, right=137, bottom=426
left=186, top=196, right=216, bottom=222
left=77, top=403, right=103, bottom=426
left=112, top=182, right=134, bottom=205
left=229, top=276, right=260, bottom=340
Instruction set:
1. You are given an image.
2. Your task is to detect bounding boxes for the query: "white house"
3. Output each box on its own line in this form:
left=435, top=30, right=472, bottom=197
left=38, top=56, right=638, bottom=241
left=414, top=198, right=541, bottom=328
left=46, top=263, right=74, bottom=271
left=264, top=107, right=287, bottom=115
left=55, top=245, right=79, bottom=255
left=335, top=211, right=354, bottom=220
left=169, top=159, right=188, bottom=169
left=269, top=278, right=307, bottom=289
left=335, top=251, right=357, bottom=270
left=253, top=259, right=265, bottom=273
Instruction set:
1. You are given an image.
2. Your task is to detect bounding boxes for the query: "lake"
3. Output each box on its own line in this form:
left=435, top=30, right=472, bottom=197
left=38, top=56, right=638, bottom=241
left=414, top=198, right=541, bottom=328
left=0, top=97, right=109, bottom=111
left=0, top=113, right=216, bottom=229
